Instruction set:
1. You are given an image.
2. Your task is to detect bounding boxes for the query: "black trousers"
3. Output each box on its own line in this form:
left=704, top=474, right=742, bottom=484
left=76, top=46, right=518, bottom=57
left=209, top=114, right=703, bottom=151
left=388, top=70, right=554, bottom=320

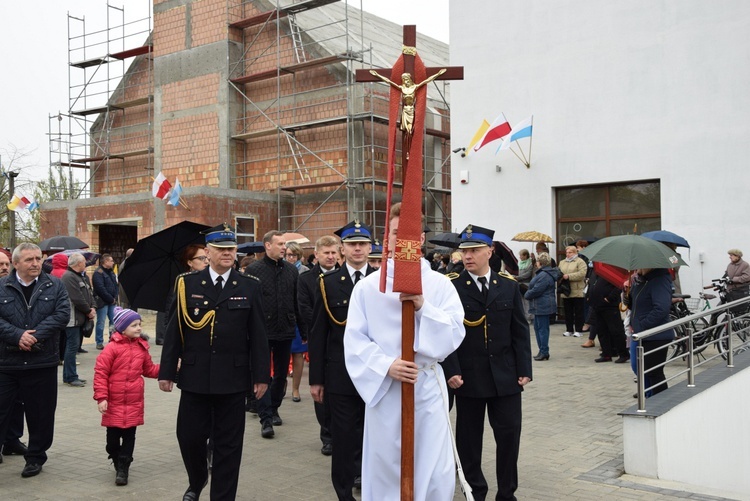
left=563, top=297, right=585, bottom=332
left=2, top=395, right=24, bottom=447
left=455, top=393, right=522, bottom=501
left=258, top=339, right=292, bottom=424
left=643, top=339, right=671, bottom=396
left=327, top=392, right=364, bottom=501
left=314, top=397, right=332, bottom=446
left=177, top=390, right=246, bottom=500
left=0, top=366, right=57, bottom=465
left=592, top=307, right=628, bottom=357
left=106, top=426, right=136, bottom=459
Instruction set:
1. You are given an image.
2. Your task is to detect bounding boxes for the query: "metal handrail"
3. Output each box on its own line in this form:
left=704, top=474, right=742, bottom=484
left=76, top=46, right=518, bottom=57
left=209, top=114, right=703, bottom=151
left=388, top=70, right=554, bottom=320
left=630, top=295, right=750, bottom=412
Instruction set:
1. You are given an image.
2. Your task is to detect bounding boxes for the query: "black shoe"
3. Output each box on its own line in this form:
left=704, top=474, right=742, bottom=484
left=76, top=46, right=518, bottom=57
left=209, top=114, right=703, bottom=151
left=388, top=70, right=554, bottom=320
left=3, top=440, right=28, bottom=456
left=271, top=413, right=283, bottom=426
left=77, top=348, right=88, bottom=354
left=320, top=443, right=332, bottom=456
left=21, top=462, right=43, bottom=478
left=183, top=487, right=200, bottom=501
left=595, top=356, right=613, bottom=363
left=115, top=456, right=132, bottom=486
left=614, top=355, right=630, bottom=364
left=354, top=475, right=362, bottom=490
left=533, top=354, right=550, bottom=361
left=261, top=422, right=275, bottom=439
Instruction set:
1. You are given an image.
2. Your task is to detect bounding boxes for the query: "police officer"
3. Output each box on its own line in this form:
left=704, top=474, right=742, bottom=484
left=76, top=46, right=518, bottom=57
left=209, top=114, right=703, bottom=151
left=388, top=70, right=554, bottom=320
left=309, top=220, right=375, bottom=500
left=441, top=225, right=532, bottom=501
left=158, top=224, right=270, bottom=501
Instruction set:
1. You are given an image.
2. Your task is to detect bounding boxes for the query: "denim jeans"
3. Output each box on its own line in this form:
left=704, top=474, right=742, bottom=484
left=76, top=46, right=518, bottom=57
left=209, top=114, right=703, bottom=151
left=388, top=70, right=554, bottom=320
left=96, top=304, right=116, bottom=345
left=533, top=314, right=550, bottom=356
left=63, top=326, right=82, bottom=383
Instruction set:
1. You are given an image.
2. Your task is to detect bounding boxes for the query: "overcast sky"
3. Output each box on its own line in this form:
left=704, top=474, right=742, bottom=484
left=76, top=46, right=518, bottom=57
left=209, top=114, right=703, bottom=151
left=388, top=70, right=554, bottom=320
left=0, top=0, right=448, bottom=184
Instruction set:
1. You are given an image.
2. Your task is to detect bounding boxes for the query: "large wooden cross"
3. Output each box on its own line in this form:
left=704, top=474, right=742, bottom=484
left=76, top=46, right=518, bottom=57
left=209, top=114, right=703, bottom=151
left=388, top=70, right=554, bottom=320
left=356, top=25, right=463, bottom=501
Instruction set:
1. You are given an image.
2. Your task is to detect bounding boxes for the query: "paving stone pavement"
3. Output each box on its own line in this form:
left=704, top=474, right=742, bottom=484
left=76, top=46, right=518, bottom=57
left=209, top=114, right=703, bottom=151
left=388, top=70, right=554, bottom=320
left=0, top=313, right=738, bottom=500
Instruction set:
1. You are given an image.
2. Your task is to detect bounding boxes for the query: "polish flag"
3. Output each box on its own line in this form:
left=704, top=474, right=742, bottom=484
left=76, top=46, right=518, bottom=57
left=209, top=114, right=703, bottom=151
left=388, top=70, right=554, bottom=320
left=152, top=172, right=172, bottom=200
left=472, top=113, right=511, bottom=152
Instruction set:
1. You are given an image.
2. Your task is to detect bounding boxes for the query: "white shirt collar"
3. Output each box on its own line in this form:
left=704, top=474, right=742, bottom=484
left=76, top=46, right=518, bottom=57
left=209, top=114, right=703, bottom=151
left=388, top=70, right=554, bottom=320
left=345, top=262, right=367, bottom=282
left=467, top=270, right=491, bottom=291
left=208, top=267, right=231, bottom=286
left=16, top=276, right=38, bottom=287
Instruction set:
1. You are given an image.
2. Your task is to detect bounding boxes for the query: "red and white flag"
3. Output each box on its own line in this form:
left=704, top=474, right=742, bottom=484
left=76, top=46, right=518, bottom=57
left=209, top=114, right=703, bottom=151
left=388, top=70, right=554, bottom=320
left=473, top=113, right=511, bottom=152
left=152, top=172, right=172, bottom=200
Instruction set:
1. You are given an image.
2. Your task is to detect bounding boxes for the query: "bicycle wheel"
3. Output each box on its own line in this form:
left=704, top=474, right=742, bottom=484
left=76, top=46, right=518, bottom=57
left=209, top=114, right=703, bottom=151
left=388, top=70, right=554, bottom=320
left=667, top=313, right=687, bottom=360
left=714, top=312, right=750, bottom=359
left=688, top=316, right=711, bottom=356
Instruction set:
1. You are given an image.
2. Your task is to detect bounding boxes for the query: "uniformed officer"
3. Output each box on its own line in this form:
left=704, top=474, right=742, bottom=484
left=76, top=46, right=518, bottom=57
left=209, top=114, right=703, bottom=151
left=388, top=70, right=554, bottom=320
left=441, top=224, right=532, bottom=501
left=367, top=238, right=383, bottom=270
left=309, top=220, right=375, bottom=500
left=158, top=224, right=270, bottom=501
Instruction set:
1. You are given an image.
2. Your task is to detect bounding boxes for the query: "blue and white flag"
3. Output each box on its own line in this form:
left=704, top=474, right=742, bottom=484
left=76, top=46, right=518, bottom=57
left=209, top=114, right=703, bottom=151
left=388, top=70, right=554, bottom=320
left=496, top=116, right=533, bottom=153
left=167, top=178, right=183, bottom=207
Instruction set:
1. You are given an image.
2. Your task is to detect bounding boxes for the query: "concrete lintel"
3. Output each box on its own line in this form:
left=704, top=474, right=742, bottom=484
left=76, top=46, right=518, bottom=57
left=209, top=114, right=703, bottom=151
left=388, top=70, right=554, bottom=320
left=87, top=217, right=143, bottom=227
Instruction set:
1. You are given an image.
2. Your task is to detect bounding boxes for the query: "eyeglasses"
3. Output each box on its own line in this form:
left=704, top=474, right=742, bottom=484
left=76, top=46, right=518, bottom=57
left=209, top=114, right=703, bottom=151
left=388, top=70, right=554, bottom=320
left=191, top=256, right=208, bottom=262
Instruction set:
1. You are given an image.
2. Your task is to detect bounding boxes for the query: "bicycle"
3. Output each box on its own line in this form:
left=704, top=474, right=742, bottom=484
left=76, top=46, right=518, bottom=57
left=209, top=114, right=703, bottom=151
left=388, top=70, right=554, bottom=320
left=667, top=292, right=712, bottom=361
left=704, top=277, right=750, bottom=360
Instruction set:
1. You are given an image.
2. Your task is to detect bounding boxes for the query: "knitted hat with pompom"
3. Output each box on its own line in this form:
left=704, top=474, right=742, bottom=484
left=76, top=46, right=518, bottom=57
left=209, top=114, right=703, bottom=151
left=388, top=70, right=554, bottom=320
left=113, top=307, right=142, bottom=334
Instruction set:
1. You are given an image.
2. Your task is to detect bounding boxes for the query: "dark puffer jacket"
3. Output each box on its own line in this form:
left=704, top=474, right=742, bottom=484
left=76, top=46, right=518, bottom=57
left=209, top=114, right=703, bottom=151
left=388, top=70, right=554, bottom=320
left=246, top=255, right=301, bottom=341
left=0, top=271, right=70, bottom=369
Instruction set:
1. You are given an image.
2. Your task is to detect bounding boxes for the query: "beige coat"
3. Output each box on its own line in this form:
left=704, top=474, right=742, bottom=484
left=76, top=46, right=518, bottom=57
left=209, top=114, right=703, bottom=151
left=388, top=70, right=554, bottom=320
left=558, top=257, right=588, bottom=298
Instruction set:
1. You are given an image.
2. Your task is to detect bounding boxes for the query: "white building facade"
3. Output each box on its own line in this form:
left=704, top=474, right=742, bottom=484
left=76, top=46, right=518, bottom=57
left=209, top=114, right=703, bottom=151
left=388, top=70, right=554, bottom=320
left=449, top=0, right=750, bottom=296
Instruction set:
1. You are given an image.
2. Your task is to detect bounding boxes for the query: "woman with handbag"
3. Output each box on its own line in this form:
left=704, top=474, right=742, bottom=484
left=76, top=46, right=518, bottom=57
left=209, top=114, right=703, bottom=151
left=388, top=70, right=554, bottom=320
left=558, top=246, right=588, bottom=337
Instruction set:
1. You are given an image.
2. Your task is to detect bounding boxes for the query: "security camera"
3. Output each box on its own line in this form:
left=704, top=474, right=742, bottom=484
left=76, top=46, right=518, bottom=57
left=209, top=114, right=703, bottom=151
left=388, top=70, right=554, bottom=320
left=452, top=147, right=465, bottom=154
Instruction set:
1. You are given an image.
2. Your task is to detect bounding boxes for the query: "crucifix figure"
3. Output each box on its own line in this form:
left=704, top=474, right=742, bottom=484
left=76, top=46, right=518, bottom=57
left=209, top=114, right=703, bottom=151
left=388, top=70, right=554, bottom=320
left=352, top=25, right=466, bottom=501
left=369, top=69, right=446, bottom=136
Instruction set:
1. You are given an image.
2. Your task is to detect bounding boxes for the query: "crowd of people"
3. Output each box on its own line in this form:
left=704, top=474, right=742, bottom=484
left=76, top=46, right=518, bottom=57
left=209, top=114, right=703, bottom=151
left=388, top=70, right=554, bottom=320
left=0, top=221, right=747, bottom=500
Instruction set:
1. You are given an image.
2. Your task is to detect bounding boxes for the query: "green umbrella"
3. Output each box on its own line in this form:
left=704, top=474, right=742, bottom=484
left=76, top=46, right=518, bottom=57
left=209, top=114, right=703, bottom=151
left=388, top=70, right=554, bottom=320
left=579, top=235, right=688, bottom=271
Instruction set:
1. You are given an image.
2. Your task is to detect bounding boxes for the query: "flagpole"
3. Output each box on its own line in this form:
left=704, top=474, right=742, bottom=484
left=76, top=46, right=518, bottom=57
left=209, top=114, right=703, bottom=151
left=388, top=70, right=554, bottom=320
left=526, top=116, right=533, bottom=168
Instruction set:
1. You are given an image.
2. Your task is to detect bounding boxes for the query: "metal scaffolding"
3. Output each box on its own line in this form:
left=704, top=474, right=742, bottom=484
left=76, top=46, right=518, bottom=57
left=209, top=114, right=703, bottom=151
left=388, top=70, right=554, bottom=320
left=227, top=0, right=453, bottom=238
left=48, top=3, right=153, bottom=199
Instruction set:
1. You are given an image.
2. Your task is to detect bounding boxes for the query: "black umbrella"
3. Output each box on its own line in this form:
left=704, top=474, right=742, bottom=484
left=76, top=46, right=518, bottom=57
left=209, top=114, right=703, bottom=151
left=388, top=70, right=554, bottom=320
left=38, top=236, right=89, bottom=253
left=237, top=241, right=265, bottom=254
left=119, top=221, right=210, bottom=311
left=427, top=232, right=461, bottom=248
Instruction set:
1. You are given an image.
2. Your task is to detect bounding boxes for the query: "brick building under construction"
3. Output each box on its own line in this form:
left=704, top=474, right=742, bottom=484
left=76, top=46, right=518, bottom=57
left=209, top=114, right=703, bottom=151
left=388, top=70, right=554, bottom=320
left=42, top=0, right=454, bottom=261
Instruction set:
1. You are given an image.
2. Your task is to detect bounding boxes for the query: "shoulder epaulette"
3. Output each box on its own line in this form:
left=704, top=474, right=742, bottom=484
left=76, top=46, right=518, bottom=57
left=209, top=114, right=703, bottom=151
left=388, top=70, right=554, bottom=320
left=497, top=270, right=517, bottom=282
left=239, top=272, right=260, bottom=281
left=177, top=270, right=199, bottom=279
left=446, top=272, right=460, bottom=280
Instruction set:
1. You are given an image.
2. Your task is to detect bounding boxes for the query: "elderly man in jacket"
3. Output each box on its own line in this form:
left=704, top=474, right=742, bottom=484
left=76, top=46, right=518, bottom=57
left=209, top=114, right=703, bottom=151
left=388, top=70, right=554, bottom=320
left=246, top=230, right=303, bottom=439
left=60, top=253, right=96, bottom=387
left=0, top=243, right=70, bottom=478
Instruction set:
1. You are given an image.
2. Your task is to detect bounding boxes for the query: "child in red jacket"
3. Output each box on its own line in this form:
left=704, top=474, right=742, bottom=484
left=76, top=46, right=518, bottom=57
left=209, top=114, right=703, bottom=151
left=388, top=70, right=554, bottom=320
left=93, top=307, right=159, bottom=486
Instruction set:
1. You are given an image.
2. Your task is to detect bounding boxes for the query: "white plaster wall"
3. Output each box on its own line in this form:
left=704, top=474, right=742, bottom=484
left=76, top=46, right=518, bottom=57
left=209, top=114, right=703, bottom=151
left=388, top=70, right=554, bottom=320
left=449, top=1, right=750, bottom=296
left=623, top=367, right=750, bottom=497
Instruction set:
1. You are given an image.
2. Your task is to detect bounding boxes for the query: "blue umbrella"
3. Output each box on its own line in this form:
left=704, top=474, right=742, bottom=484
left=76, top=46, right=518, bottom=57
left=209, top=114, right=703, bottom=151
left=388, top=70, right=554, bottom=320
left=641, top=230, right=690, bottom=249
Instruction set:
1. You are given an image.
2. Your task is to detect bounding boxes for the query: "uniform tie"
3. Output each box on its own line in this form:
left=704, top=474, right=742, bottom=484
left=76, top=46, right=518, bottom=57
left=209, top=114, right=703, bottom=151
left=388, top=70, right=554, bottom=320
left=478, top=276, right=488, bottom=302
left=215, top=275, right=224, bottom=294
left=354, top=270, right=363, bottom=284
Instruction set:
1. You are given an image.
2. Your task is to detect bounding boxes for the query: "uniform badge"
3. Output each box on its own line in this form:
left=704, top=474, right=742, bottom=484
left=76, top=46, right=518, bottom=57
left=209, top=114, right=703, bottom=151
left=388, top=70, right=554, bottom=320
left=194, top=308, right=200, bottom=316
left=201, top=280, right=207, bottom=285
left=232, top=281, right=237, bottom=285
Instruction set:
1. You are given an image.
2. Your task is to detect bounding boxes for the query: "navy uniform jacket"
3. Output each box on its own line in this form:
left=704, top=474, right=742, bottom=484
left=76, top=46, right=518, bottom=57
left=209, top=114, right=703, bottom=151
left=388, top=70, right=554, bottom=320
left=308, top=264, right=374, bottom=396
left=297, top=263, right=339, bottom=341
left=159, top=267, right=270, bottom=394
left=442, top=269, right=532, bottom=398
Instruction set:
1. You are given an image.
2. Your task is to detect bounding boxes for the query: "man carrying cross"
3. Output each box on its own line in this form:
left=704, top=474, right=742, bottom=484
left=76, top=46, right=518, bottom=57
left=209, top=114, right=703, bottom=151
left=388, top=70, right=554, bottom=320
left=343, top=203, right=466, bottom=500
